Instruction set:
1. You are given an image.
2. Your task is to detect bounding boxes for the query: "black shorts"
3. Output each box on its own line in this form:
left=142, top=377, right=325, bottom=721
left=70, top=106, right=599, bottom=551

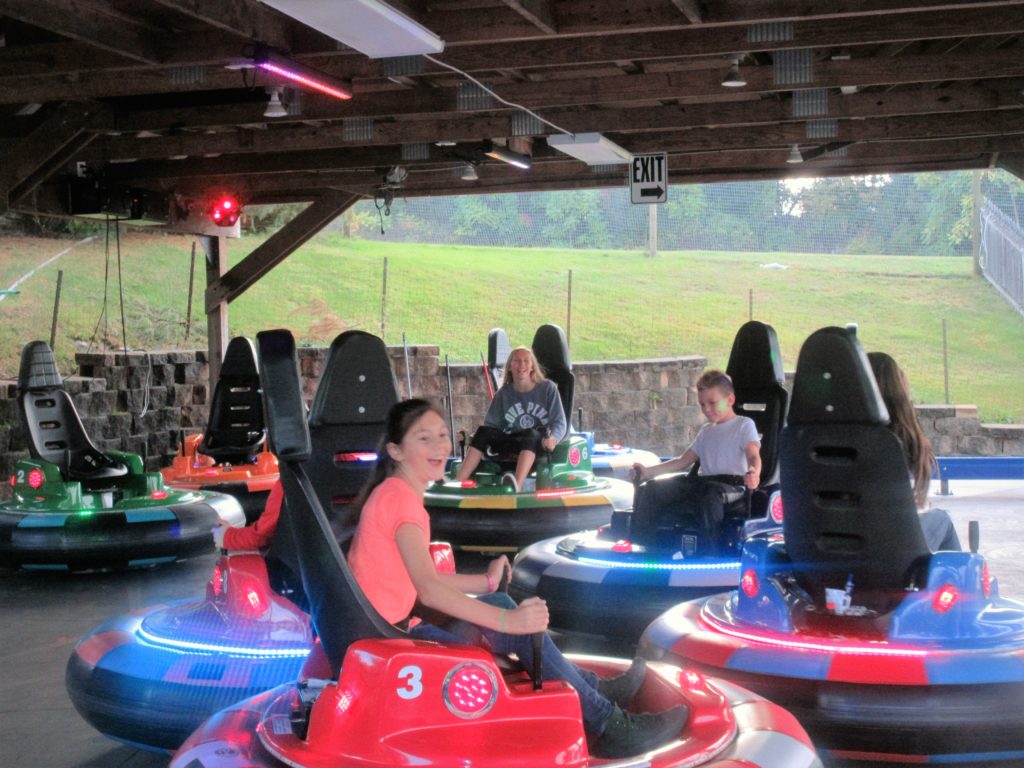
left=469, top=425, right=546, bottom=458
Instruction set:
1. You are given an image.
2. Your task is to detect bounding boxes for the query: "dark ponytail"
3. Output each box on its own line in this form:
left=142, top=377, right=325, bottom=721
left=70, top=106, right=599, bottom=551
left=345, top=398, right=445, bottom=528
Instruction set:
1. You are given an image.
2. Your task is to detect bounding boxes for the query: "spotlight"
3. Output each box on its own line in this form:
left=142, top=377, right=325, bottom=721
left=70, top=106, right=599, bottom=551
left=481, top=140, right=531, bottom=170
left=787, top=144, right=804, bottom=164
left=460, top=162, right=478, bottom=181
left=264, top=87, right=288, bottom=118
left=210, top=195, right=241, bottom=226
left=722, top=59, right=746, bottom=88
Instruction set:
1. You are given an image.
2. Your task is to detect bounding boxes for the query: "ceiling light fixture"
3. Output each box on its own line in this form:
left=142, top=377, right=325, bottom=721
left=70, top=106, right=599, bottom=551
left=259, top=0, right=444, bottom=58
left=547, top=132, right=632, bottom=165
left=263, top=87, right=288, bottom=118
left=460, top=162, right=478, bottom=181
left=482, top=140, right=531, bottom=170
left=722, top=58, right=746, bottom=88
left=787, top=144, right=804, bottom=164
left=252, top=47, right=352, bottom=100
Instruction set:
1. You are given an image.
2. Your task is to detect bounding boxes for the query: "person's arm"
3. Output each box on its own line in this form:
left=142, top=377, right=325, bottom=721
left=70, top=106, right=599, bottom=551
left=438, top=555, right=509, bottom=595
left=482, top=386, right=508, bottom=430
left=221, top=481, right=283, bottom=550
left=394, top=524, right=547, bottom=634
left=634, top=448, right=697, bottom=483
left=743, top=441, right=762, bottom=490
left=543, top=382, right=567, bottom=448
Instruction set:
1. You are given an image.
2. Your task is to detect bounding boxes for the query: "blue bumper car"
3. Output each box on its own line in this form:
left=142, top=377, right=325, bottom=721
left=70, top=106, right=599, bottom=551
left=641, top=326, right=1024, bottom=764
left=65, top=330, right=396, bottom=751
left=511, top=321, right=787, bottom=641
left=0, top=341, right=244, bottom=571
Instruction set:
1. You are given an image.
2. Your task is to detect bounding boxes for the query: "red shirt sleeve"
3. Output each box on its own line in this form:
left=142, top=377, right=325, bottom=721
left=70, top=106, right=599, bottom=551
left=223, top=480, right=283, bottom=551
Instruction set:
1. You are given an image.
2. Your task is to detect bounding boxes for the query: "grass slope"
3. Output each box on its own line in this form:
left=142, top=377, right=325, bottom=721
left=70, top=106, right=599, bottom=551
left=1, top=232, right=1021, bottom=422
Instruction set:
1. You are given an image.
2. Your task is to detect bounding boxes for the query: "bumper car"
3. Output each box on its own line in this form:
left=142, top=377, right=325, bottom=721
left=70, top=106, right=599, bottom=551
left=511, top=321, right=788, bottom=641
left=168, top=328, right=821, bottom=768
left=0, top=341, right=244, bottom=571
left=426, top=324, right=633, bottom=552
left=66, top=329, right=398, bottom=751
left=161, top=336, right=278, bottom=523
left=484, top=326, right=661, bottom=481
left=640, top=326, right=1024, bottom=764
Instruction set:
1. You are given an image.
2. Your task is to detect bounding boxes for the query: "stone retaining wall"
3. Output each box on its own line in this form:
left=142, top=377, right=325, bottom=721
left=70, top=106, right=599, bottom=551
left=0, top=345, right=1019, bottom=491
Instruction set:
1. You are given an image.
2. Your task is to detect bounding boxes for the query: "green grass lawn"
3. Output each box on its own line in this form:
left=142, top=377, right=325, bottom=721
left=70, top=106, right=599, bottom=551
left=1, top=231, right=1021, bottom=423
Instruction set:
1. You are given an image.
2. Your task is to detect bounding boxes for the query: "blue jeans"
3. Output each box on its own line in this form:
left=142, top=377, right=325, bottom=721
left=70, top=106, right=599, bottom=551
left=409, top=591, right=614, bottom=734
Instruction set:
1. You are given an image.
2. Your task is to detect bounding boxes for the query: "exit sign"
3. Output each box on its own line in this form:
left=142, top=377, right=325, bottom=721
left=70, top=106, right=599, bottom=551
left=630, top=152, right=668, bottom=204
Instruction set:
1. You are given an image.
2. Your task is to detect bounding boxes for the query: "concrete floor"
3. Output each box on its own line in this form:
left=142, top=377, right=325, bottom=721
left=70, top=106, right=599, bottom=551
left=1, top=479, right=1021, bottom=768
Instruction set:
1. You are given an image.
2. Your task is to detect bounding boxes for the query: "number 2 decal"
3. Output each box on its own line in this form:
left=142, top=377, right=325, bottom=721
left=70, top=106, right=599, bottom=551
left=16, top=470, right=24, bottom=484
left=396, top=664, right=423, bottom=700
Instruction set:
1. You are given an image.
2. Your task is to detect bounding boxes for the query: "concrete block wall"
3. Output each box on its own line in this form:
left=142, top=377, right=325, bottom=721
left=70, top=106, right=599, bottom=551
left=0, top=345, right=1019, bottom=493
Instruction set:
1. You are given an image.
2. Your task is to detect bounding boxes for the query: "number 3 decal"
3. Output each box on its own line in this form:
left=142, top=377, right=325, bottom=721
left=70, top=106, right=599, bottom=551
left=397, top=664, right=423, bottom=700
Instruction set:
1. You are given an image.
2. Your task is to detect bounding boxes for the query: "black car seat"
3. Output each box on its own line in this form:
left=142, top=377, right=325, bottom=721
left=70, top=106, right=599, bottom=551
left=256, top=329, right=403, bottom=682
left=487, top=327, right=511, bottom=392
left=196, top=336, right=266, bottom=464
left=305, top=330, right=399, bottom=528
left=780, top=326, right=931, bottom=615
left=261, top=331, right=396, bottom=611
left=727, top=320, right=788, bottom=492
left=531, top=323, right=574, bottom=424
left=17, top=340, right=127, bottom=484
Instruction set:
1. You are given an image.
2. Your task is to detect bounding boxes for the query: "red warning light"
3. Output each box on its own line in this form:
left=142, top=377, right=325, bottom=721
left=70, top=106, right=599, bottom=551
left=210, top=195, right=240, bottom=226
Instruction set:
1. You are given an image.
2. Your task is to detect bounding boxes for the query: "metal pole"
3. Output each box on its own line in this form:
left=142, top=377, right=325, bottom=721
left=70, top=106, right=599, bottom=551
left=942, top=318, right=950, bottom=404
left=566, top=269, right=573, bottom=348
left=445, top=354, right=458, bottom=458
left=402, top=331, right=413, bottom=397
left=184, top=241, right=196, bottom=342
left=49, top=269, right=63, bottom=348
left=971, top=169, right=982, bottom=277
left=380, top=256, right=388, bottom=337
left=647, top=203, right=658, bottom=257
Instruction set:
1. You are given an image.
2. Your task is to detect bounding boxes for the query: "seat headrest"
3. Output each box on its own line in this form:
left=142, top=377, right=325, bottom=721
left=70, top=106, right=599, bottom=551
left=531, top=323, right=570, bottom=376
left=726, top=320, right=784, bottom=388
left=788, top=326, right=889, bottom=426
left=307, top=331, right=398, bottom=427
left=18, top=341, right=62, bottom=392
left=256, top=329, right=311, bottom=461
left=487, top=327, right=511, bottom=383
left=220, top=336, right=259, bottom=379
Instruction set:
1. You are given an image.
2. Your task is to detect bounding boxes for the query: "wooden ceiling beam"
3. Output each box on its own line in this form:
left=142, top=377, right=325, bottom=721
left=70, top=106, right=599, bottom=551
left=3, top=0, right=165, bottom=65
left=0, top=101, right=107, bottom=212
left=500, top=0, right=557, bottom=34
left=205, top=188, right=360, bottom=310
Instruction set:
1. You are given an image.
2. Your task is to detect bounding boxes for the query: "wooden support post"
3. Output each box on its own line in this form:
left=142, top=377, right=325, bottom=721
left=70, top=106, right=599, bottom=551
left=201, top=235, right=228, bottom=385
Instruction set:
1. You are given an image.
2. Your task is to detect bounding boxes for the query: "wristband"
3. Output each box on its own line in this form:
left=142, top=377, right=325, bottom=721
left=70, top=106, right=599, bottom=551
left=500, top=608, right=506, bottom=632
left=486, top=573, right=496, bottom=593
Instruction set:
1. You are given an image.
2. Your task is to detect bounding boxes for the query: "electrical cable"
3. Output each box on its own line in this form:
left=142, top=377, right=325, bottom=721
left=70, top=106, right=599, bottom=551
left=86, top=218, right=113, bottom=354
left=423, top=54, right=575, bottom=138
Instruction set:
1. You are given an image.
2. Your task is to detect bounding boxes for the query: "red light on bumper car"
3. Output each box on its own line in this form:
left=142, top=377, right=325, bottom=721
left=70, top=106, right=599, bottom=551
left=982, top=563, right=992, bottom=598
left=460, top=480, right=477, bottom=488
left=535, top=488, right=575, bottom=498
left=770, top=493, right=784, bottom=524
left=611, top=540, right=633, bottom=553
left=27, top=469, right=44, bottom=489
left=568, top=447, right=581, bottom=466
left=443, top=663, right=497, bottom=718
left=211, top=563, right=225, bottom=597
left=933, top=584, right=959, bottom=614
left=335, top=452, right=377, bottom=462
left=741, top=568, right=760, bottom=597
left=151, top=490, right=168, bottom=500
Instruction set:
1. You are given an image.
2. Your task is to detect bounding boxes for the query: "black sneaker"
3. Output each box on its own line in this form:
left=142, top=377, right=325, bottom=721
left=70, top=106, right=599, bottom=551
left=597, top=658, right=647, bottom=707
left=591, top=704, right=689, bottom=759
